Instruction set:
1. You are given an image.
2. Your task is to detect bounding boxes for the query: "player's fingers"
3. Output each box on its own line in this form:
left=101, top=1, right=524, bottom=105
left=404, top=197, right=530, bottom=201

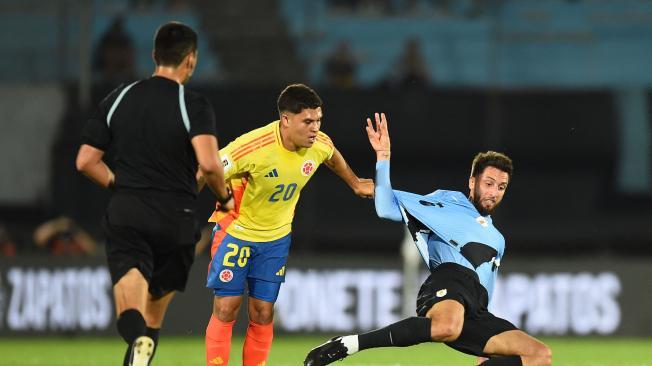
left=375, top=112, right=381, bottom=126
left=365, top=126, right=374, bottom=138
left=380, top=113, right=389, bottom=132
left=367, top=117, right=378, bottom=133
left=366, top=121, right=380, bottom=140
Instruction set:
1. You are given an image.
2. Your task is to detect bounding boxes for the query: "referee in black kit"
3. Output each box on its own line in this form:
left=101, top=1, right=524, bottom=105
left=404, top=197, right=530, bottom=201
left=76, top=22, right=233, bottom=366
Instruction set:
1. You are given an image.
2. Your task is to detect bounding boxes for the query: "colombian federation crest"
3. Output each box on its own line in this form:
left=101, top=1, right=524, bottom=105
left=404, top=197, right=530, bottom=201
left=301, top=160, right=315, bottom=176
left=219, top=269, right=233, bottom=282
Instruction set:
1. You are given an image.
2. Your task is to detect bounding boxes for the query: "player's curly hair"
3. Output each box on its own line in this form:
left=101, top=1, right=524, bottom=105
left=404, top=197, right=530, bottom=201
left=470, top=151, right=513, bottom=179
left=153, top=22, right=198, bottom=67
left=277, top=84, right=323, bottom=115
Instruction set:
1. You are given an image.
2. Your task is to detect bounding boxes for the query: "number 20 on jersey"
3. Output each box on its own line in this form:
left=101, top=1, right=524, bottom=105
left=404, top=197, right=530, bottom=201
left=269, top=183, right=297, bottom=202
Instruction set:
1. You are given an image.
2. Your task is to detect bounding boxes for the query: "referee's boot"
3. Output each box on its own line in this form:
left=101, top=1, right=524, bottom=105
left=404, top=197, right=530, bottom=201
left=129, top=335, right=154, bottom=366
left=304, top=336, right=349, bottom=366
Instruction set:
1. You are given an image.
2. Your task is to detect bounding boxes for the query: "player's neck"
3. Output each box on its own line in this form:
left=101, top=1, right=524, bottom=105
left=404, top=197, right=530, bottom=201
left=152, top=67, right=187, bottom=84
left=278, top=127, right=299, bottom=151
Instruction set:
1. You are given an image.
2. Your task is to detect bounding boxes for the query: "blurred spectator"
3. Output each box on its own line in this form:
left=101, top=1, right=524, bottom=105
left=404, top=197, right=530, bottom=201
left=382, top=38, right=431, bottom=88
left=93, top=16, right=136, bottom=85
left=323, top=40, right=358, bottom=88
left=33, top=216, right=98, bottom=256
left=0, top=224, right=16, bottom=258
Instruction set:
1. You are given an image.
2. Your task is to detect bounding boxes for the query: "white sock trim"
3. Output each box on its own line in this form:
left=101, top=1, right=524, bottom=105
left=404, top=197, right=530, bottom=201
left=340, top=335, right=359, bottom=355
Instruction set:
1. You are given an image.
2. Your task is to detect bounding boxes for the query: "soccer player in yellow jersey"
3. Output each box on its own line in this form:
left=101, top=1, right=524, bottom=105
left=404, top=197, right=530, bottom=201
left=202, top=84, right=374, bottom=366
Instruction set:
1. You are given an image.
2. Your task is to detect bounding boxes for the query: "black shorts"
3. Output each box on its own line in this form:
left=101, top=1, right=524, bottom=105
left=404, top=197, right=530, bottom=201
left=416, top=262, right=517, bottom=356
left=102, top=191, right=200, bottom=298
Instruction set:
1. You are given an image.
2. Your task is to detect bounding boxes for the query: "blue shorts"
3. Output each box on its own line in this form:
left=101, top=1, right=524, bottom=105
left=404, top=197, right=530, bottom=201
left=206, top=229, right=291, bottom=303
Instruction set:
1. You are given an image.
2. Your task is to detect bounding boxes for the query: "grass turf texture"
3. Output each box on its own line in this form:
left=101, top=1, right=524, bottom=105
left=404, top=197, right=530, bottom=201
left=0, top=336, right=650, bottom=365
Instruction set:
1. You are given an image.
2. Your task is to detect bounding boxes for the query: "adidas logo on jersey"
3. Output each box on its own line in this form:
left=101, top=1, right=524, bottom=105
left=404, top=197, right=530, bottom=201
left=276, top=266, right=286, bottom=276
left=264, top=169, right=279, bottom=178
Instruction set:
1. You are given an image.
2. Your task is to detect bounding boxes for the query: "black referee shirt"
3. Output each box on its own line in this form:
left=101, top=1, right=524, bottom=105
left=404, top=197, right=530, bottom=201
left=81, top=76, right=216, bottom=199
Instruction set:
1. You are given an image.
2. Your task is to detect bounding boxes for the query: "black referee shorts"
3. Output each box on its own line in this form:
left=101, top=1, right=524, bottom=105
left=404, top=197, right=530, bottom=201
left=416, top=262, right=517, bottom=357
left=102, top=191, right=200, bottom=298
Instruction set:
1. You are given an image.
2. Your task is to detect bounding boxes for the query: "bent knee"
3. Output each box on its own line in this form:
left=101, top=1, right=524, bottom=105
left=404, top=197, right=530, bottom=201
left=249, top=307, right=274, bottom=324
left=522, top=343, right=551, bottom=366
left=536, top=344, right=552, bottom=365
left=213, top=302, right=241, bottom=322
left=430, top=319, right=463, bottom=342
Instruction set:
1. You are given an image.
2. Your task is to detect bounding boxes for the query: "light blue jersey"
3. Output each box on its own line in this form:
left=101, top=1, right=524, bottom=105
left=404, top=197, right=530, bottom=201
left=375, top=160, right=505, bottom=301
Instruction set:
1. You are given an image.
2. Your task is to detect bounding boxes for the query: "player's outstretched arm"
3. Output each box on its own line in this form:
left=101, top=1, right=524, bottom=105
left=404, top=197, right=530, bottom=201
left=366, top=113, right=402, bottom=221
left=324, top=147, right=374, bottom=199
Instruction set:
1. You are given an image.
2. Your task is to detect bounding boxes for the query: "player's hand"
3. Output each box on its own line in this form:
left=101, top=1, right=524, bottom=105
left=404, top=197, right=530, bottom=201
left=216, top=186, right=235, bottom=212
left=365, top=112, right=391, bottom=157
left=217, top=196, right=235, bottom=212
left=353, top=178, right=374, bottom=198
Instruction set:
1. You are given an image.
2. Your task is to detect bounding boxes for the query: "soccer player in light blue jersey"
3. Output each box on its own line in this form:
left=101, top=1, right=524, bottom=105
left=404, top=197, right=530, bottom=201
left=305, top=113, right=552, bottom=366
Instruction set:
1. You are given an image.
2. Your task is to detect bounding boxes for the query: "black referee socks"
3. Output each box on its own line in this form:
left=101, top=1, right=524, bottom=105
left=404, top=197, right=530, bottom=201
left=359, top=316, right=432, bottom=350
left=117, top=309, right=147, bottom=366
left=480, top=356, right=523, bottom=366
left=117, top=309, right=146, bottom=345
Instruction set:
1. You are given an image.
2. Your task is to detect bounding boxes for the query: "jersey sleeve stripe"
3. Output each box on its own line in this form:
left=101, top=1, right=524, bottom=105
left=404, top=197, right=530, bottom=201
left=178, top=84, right=190, bottom=132
left=107, top=81, right=139, bottom=126
left=232, top=137, right=276, bottom=161
left=316, top=136, right=334, bottom=148
left=317, top=132, right=332, bottom=142
left=231, top=131, right=275, bottom=155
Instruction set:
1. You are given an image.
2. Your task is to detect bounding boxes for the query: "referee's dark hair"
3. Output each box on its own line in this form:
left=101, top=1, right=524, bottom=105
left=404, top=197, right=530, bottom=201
left=470, top=151, right=513, bottom=179
left=277, top=84, right=323, bottom=115
left=153, top=22, right=198, bottom=67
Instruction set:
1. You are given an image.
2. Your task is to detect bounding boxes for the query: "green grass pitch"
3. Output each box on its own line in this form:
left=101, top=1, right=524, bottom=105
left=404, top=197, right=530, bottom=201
left=0, top=336, right=650, bottom=365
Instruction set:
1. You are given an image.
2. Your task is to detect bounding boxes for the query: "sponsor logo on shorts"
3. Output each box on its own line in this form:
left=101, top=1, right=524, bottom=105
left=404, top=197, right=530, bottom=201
left=301, top=160, right=315, bottom=176
left=219, top=269, right=233, bottom=282
left=436, top=289, right=447, bottom=298
left=476, top=216, right=488, bottom=227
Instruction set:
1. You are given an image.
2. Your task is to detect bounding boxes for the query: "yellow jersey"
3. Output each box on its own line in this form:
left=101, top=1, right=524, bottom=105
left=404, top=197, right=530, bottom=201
left=208, top=121, right=334, bottom=242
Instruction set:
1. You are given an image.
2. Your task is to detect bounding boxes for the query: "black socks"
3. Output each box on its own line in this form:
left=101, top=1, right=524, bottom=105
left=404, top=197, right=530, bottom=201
left=117, top=309, right=146, bottom=345
left=480, top=356, right=523, bottom=366
left=117, top=309, right=146, bottom=366
left=358, top=316, right=432, bottom=350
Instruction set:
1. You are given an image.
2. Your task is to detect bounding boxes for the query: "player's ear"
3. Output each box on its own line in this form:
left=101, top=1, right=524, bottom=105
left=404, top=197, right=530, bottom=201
left=280, top=114, right=290, bottom=126
left=468, top=176, right=475, bottom=191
